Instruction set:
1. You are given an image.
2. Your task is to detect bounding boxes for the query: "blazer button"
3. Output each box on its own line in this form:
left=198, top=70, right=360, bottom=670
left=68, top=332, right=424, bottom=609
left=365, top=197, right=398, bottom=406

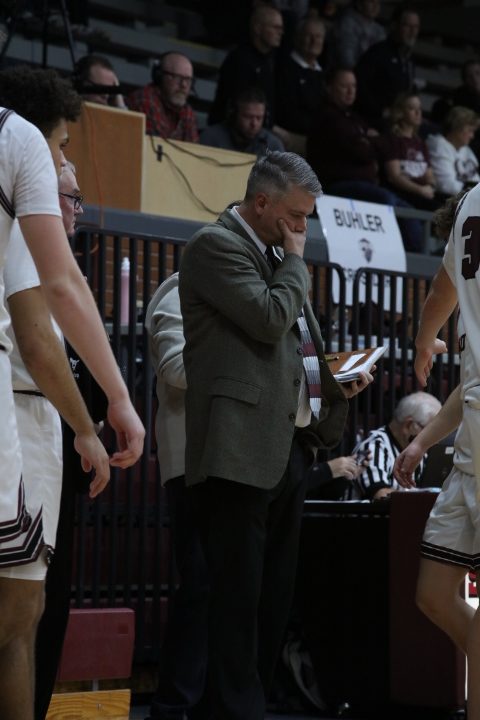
left=294, top=378, right=301, bottom=386
left=288, top=413, right=296, bottom=421
left=296, top=347, right=303, bottom=355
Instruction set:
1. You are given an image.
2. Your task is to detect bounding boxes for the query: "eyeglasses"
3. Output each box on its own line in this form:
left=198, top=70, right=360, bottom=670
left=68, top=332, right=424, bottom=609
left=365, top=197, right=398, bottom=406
left=161, top=70, right=194, bottom=85
left=59, top=192, right=83, bottom=211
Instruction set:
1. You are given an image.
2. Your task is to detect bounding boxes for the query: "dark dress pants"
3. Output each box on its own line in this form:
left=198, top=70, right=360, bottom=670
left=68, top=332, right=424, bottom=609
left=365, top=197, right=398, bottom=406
left=34, top=342, right=108, bottom=720
left=192, top=434, right=311, bottom=720
left=149, top=475, right=209, bottom=720
left=34, top=425, right=80, bottom=720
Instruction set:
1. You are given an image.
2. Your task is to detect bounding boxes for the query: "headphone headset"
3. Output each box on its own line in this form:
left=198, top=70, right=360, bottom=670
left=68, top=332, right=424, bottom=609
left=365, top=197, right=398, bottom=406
left=151, top=51, right=176, bottom=86
left=150, top=52, right=197, bottom=99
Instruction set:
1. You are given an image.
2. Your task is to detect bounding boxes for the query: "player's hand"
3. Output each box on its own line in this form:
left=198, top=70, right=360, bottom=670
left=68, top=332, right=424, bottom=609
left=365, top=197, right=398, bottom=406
left=341, top=370, right=373, bottom=399
left=107, top=397, right=145, bottom=468
left=277, top=217, right=307, bottom=257
left=414, top=338, right=447, bottom=387
left=393, top=440, right=424, bottom=488
left=74, top=431, right=110, bottom=498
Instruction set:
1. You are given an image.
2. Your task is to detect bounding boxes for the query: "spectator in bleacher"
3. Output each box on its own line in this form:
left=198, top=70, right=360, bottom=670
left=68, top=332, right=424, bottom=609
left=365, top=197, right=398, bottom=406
left=201, top=86, right=284, bottom=155
left=377, top=91, right=440, bottom=211
left=346, top=391, right=441, bottom=500
left=273, top=16, right=327, bottom=147
left=329, top=0, right=386, bottom=70
left=306, top=68, right=426, bottom=250
left=307, top=0, right=339, bottom=22
left=144, top=273, right=209, bottom=720
left=430, top=60, right=480, bottom=132
left=306, top=68, right=380, bottom=194
left=273, top=0, right=310, bottom=51
left=449, top=59, right=480, bottom=160
left=426, top=106, right=480, bottom=198
left=127, top=52, right=199, bottom=141
left=452, top=59, right=480, bottom=115
left=73, top=54, right=127, bottom=109
left=208, top=5, right=284, bottom=128
left=355, top=2, right=421, bottom=130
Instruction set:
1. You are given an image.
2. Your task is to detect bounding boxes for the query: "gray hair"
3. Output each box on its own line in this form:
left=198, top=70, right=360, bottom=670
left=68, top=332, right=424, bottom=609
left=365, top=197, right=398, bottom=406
left=393, top=391, right=441, bottom=426
left=444, top=105, right=479, bottom=134
left=245, top=151, right=322, bottom=200
left=294, top=17, right=326, bottom=49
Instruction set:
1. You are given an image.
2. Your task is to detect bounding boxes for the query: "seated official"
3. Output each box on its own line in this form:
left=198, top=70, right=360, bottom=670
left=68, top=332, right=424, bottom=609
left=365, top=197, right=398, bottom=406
left=346, top=392, right=441, bottom=500
left=200, top=87, right=284, bottom=156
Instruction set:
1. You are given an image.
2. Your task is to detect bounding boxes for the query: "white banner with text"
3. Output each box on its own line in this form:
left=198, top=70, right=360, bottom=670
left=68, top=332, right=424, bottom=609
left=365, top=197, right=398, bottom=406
left=316, top=195, right=406, bottom=312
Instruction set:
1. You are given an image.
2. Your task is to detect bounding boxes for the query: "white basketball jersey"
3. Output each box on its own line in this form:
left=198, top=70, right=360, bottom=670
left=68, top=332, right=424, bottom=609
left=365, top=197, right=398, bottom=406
left=443, top=184, right=480, bottom=394
left=443, top=184, right=480, bottom=479
left=453, top=313, right=473, bottom=475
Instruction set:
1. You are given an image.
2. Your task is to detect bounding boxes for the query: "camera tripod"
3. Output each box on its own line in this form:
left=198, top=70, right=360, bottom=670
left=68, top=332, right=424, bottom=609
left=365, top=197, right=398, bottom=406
left=0, top=0, right=76, bottom=70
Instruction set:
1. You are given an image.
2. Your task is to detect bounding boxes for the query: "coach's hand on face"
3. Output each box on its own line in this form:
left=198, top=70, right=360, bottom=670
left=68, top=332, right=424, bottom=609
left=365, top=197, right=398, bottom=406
left=277, top=217, right=307, bottom=257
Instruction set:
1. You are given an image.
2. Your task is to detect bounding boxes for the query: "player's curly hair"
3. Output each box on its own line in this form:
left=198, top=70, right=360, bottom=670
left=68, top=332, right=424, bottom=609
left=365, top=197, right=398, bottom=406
left=0, top=64, right=81, bottom=137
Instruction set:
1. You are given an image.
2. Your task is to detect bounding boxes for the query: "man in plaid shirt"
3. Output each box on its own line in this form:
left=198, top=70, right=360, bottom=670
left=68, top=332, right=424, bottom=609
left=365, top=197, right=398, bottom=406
left=128, top=52, right=199, bottom=141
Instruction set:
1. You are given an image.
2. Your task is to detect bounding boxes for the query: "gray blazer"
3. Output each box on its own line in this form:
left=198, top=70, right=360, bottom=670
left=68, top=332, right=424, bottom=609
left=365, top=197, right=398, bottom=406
left=179, top=209, right=348, bottom=489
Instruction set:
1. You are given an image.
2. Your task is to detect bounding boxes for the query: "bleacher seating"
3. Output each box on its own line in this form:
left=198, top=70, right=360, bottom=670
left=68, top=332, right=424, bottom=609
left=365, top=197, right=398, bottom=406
left=3, top=0, right=479, bottom=138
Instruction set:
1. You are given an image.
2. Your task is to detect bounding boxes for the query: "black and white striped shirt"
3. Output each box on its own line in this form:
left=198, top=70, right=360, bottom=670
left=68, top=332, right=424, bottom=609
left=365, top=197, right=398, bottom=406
left=344, top=425, right=424, bottom=500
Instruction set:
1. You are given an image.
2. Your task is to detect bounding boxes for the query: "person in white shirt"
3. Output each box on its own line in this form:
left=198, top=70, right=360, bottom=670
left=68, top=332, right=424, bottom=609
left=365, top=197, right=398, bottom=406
left=427, top=105, right=480, bottom=197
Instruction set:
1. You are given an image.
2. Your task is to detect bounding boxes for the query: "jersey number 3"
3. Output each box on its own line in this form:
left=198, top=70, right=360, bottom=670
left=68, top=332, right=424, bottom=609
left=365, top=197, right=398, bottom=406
left=462, top=218, right=480, bottom=280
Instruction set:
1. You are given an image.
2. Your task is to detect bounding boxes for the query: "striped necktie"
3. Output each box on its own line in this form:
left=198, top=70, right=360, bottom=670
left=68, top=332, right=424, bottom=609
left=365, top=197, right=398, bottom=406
left=297, top=311, right=322, bottom=419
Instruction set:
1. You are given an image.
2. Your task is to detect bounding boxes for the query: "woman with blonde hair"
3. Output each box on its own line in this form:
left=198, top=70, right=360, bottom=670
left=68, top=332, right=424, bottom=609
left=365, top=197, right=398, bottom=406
left=377, top=91, right=439, bottom=209
left=427, top=105, right=480, bottom=197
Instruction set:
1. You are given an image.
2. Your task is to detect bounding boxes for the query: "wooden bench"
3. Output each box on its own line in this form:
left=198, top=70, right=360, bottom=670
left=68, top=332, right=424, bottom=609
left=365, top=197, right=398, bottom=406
left=46, top=607, right=135, bottom=720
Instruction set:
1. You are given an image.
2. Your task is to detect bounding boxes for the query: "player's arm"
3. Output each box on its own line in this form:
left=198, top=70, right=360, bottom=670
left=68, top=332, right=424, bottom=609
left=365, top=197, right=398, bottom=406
left=394, top=384, right=461, bottom=488
left=8, top=286, right=110, bottom=497
left=18, top=214, right=145, bottom=467
left=414, top=265, right=457, bottom=387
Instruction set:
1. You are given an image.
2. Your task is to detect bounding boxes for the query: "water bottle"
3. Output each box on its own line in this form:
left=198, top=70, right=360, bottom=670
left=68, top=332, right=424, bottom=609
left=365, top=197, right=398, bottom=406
left=120, top=256, right=130, bottom=324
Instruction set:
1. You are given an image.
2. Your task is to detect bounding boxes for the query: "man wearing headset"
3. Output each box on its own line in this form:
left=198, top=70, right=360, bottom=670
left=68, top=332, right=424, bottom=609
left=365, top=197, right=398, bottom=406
left=127, top=52, right=199, bottom=140
left=73, top=54, right=127, bottom=109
